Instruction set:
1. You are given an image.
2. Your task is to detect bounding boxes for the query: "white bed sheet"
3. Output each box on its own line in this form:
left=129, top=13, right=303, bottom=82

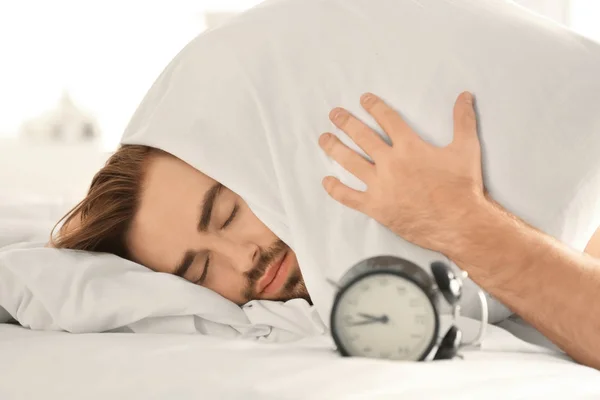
left=2, top=322, right=599, bottom=399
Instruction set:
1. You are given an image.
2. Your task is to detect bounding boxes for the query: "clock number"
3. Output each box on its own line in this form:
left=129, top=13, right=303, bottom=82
left=378, top=277, right=389, bottom=286
left=396, top=286, right=406, bottom=295
left=415, top=315, right=426, bottom=324
left=360, top=284, right=370, bottom=292
left=409, top=298, right=421, bottom=307
left=363, top=346, right=372, bottom=353
left=380, top=351, right=391, bottom=358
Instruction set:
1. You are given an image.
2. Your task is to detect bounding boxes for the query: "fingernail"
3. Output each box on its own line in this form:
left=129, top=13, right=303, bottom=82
left=361, top=92, right=376, bottom=106
left=330, top=108, right=347, bottom=122
left=319, top=133, right=331, bottom=147
left=464, top=92, right=473, bottom=105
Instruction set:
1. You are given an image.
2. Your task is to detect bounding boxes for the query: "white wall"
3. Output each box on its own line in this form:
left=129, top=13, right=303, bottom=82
left=0, top=1, right=263, bottom=205
left=0, top=0, right=266, bottom=149
left=570, top=0, right=600, bottom=41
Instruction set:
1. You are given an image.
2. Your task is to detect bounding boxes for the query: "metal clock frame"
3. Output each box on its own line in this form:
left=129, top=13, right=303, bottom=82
left=330, top=256, right=441, bottom=361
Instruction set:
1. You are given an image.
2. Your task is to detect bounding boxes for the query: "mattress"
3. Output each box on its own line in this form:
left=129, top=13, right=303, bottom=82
left=1, top=322, right=599, bottom=399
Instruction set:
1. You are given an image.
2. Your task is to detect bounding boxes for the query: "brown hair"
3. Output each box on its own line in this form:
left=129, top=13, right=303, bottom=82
left=50, top=144, right=160, bottom=260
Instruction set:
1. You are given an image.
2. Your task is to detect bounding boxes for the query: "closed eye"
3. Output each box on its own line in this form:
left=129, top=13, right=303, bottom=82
left=194, top=255, right=210, bottom=285
left=193, top=204, right=238, bottom=285
left=221, top=204, right=239, bottom=229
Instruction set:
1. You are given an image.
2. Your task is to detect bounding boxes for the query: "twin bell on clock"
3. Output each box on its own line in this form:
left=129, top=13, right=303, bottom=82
left=329, top=255, right=489, bottom=362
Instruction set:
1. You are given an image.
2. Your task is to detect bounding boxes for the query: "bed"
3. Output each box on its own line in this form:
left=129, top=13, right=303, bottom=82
left=2, top=320, right=600, bottom=399
left=2, top=155, right=600, bottom=399
left=1, top=144, right=600, bottom=400
left=2, top=202, right=599, bottom=398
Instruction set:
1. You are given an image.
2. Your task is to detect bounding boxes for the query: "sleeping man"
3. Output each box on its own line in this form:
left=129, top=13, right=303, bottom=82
left=51, top=0, right=600, bottom=369
left=53, top=143, right=313, bottom=306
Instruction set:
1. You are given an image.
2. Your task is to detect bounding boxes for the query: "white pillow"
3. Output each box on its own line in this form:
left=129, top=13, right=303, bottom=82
left=121, top=0, right=600, bottom=327
left=0, top=201, right=73, bottom=324
left=0, top=242, right=325, bottom=339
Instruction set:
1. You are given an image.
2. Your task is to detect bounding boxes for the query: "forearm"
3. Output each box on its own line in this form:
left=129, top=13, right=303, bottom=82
left=316, top=90, right=600, bottom=366
left=445, top=198, right=600, bottom=369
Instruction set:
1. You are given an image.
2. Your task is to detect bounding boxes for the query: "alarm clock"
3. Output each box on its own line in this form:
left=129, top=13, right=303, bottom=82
left=329, top=255, right=488, bottom=361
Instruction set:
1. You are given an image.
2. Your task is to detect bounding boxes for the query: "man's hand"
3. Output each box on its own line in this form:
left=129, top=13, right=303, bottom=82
left=319, top=92, right=600, bottom=370
left=318, top=92, right=486, bottom=254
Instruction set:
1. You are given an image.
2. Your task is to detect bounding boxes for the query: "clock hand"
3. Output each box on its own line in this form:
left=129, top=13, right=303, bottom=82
left=347, top=319, right=382, bottom=326
left=358, top=313, right=390, bottom=324
left=357, top=312, right=383, bottom=320
left=347, top=316, right=390, bottom=326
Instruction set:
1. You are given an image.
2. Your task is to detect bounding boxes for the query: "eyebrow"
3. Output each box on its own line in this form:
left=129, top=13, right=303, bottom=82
left=173, top=182, right=223, bottom=279
left=198, top=182, right=223, bottom=233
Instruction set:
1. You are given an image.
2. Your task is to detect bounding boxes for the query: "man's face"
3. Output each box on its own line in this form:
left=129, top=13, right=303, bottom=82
left=127, top=153, right=311, bottom=305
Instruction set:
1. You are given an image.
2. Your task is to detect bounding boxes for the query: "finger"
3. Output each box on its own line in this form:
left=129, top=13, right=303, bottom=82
left=452, top=92, right=479, bottom=147
left=329, top=107, right=389, bottom=159
left=322, top=176, right=365, bottom=211
left=319, top=133, right=374, bottom=183
left=360, top=92, right=420, bottom=145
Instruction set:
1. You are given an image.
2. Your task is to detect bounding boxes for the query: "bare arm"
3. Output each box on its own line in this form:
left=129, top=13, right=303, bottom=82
left=448, top=198, right=600, bottom=369
left=318, top=91, right=600, bottom=369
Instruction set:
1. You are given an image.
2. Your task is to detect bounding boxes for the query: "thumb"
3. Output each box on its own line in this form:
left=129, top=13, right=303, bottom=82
left=452, top=91, right=479, bottom=148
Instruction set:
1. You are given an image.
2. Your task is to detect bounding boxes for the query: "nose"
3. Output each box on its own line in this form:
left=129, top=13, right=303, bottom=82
left=222, top=240, right=260, bottom=274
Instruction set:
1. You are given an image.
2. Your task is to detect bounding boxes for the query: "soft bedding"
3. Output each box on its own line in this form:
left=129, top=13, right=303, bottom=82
left=1, top=322, right=600, bottom=399
left=1, top=0, right=600, bottom=390
left=0, top=199, right=75, bottom=323
left=0, top=242, right=325, bottom=340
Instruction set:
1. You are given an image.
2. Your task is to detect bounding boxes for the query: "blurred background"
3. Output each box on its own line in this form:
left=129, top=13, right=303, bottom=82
left=0, top=0, right=599, bottom=206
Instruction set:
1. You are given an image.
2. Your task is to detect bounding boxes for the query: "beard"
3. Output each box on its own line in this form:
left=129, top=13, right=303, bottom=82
left=277, top=267, right=312, bottom=305
left=242, top=239, right=312, bottom=304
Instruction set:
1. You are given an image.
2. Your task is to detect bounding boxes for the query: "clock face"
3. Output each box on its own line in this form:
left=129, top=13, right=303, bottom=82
left=332, top=272, right=438, bottom=361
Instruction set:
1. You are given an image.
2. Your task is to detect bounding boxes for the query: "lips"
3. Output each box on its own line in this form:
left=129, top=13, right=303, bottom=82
left=257, top=251, right=287, bottom=294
